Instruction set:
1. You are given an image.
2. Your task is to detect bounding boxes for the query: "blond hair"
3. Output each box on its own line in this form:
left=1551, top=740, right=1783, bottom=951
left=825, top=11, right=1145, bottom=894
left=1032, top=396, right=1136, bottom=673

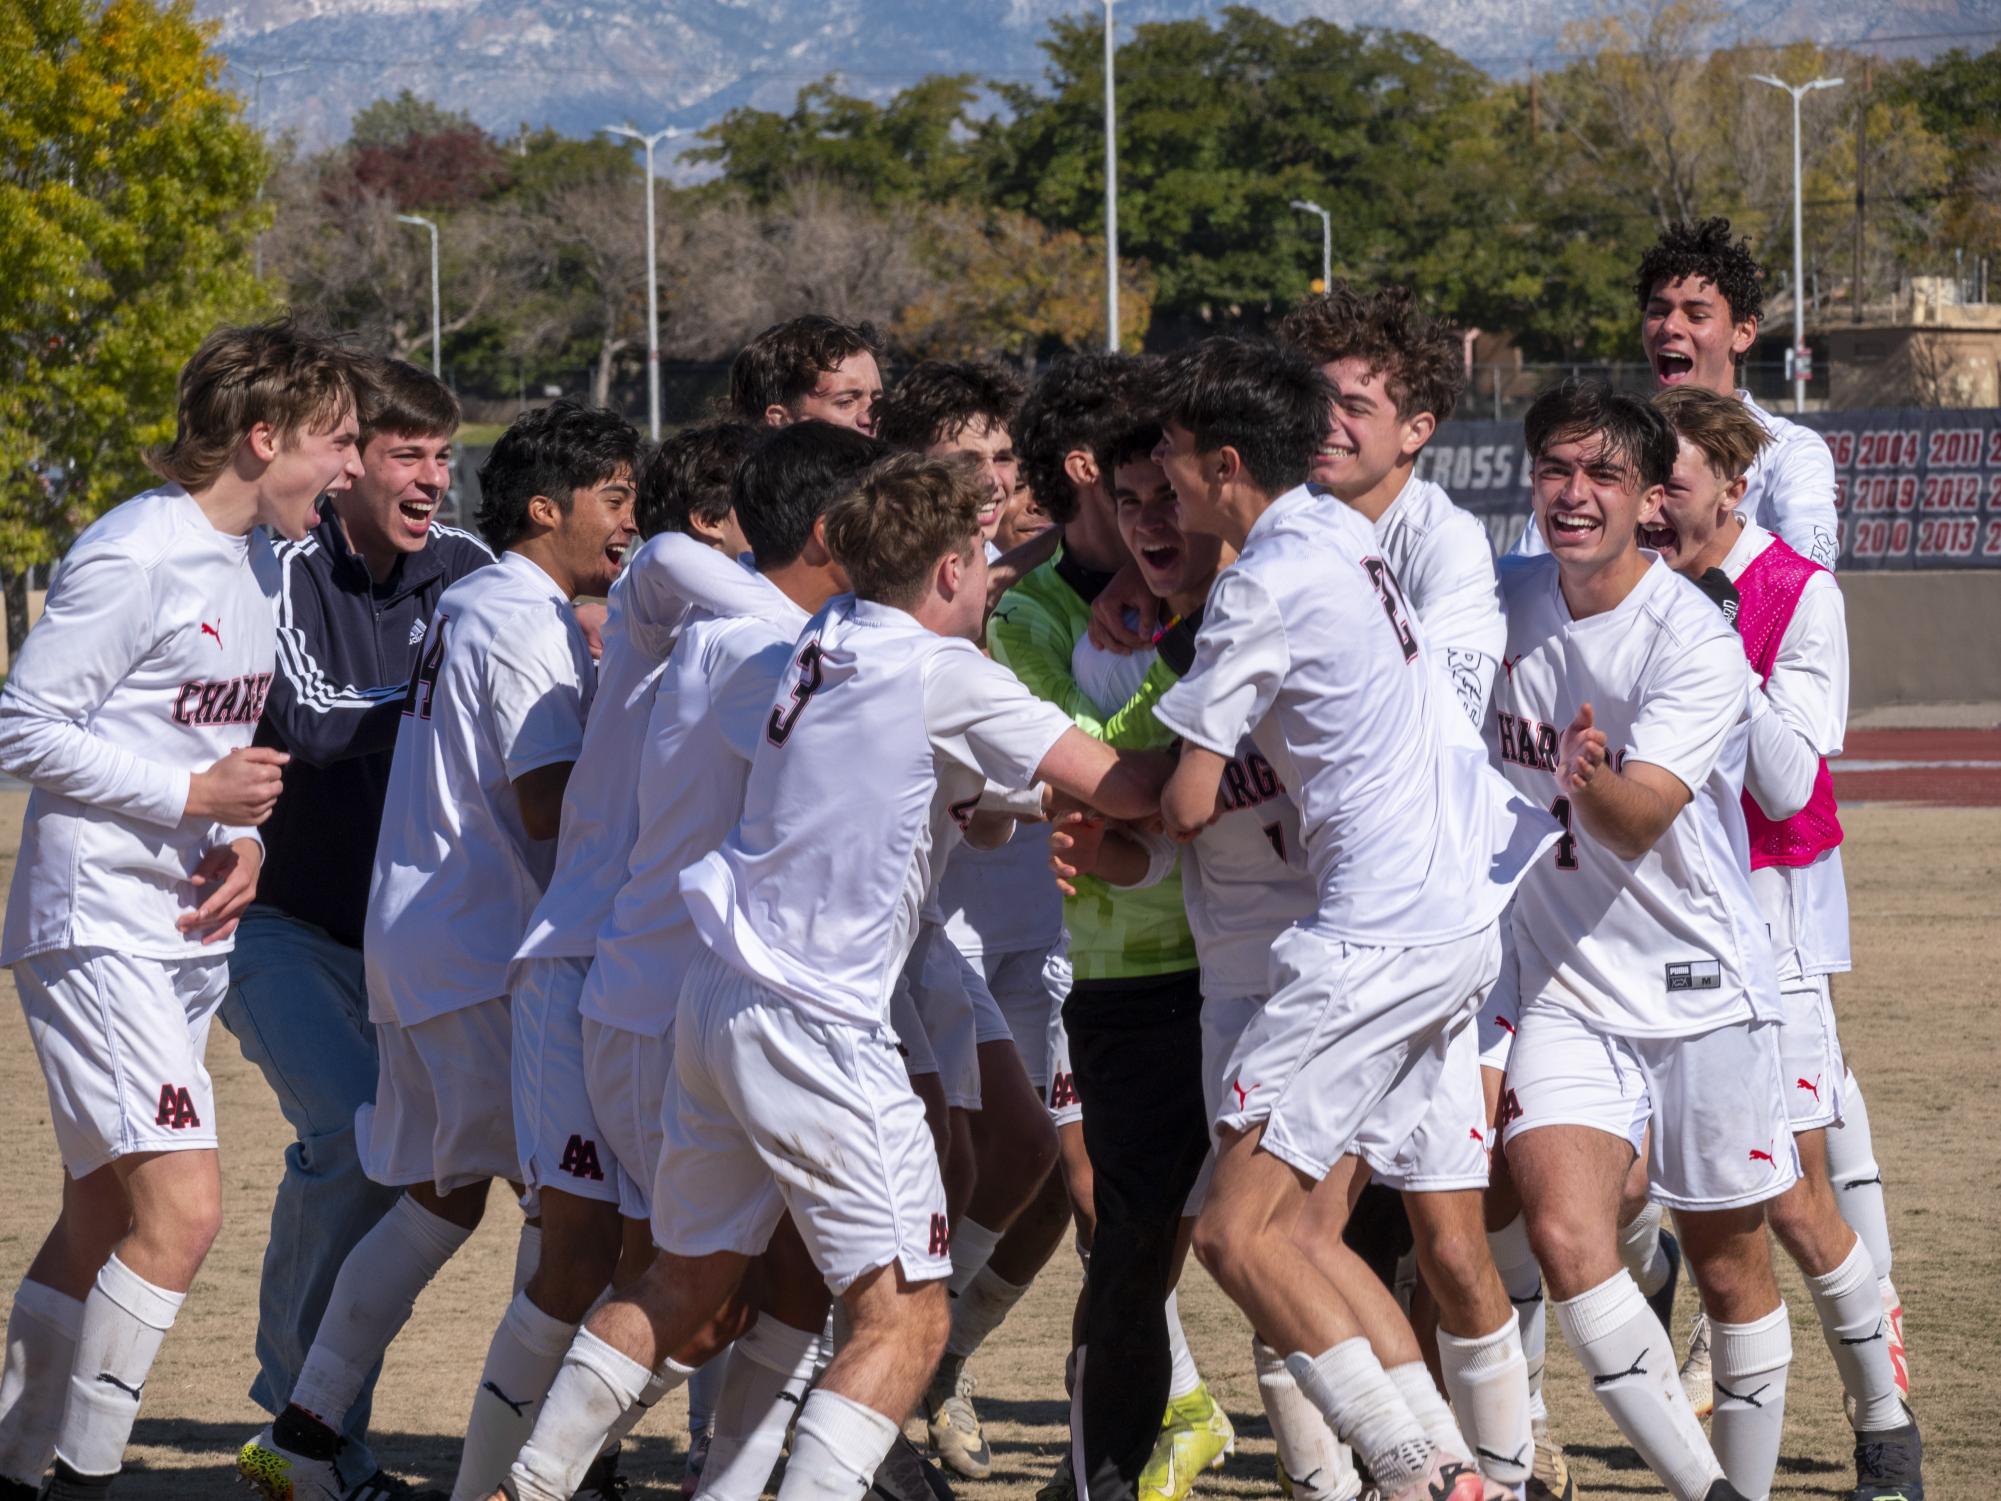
left=1652, top=386, right=1770, bottom=480
left=824, top=451, right=985, bottom=608
left=147, top=318, right=370, bottom=491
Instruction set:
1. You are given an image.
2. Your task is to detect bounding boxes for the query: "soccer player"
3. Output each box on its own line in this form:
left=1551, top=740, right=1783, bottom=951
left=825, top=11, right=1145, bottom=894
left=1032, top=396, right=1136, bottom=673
left=877, top=360, right=1068, bottom=1478
left=1645, top=386, right=1922, bottom=1499
left=1148, top=337, right=1554, bottom=1501
left=729, top=315, right=884, bottom=435
left=0, top=319, right=366, bottom=1501
left=217, top=357, right=492, bottom=1501
left=494, top=453, right=1172, bottom=1501
left=450, top=421, right=769, bottom=1501
left=239, top=403, right=638, bottom=1501
left=1491, top=380, right=1795, bottom=1501
left=988, top=355, right=1225, bottom=1501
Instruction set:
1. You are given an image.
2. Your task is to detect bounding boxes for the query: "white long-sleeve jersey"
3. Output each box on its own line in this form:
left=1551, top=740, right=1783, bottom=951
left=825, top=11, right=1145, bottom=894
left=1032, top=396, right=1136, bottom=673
left=0, top=486, right=273, bottom=963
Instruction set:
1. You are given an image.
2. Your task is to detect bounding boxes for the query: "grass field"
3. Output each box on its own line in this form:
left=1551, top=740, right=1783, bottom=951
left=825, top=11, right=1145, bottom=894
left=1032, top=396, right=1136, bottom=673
left=0, top=793, right=1990, bottom=1500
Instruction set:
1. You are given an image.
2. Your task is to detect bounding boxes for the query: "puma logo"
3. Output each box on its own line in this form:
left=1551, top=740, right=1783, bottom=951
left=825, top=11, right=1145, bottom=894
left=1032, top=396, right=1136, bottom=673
left=199, top=618, right=223, bottom=649
left=1230, top=1078, right=1258, bottom=1110
left=97, top=1372, right=144, bottom=1400
left=1715, top=1378, right=1773, bottom=1408
left=482, top=1381, right=529, bottom=1417
left=1477, top=1443, right=1530, bottom=1469
left=1281, top=1468, right=1322, bottom=1492
left=1840, top=1322, right=1886, bottom=1347
left=1592, top=1352, right=1647, bottom=1386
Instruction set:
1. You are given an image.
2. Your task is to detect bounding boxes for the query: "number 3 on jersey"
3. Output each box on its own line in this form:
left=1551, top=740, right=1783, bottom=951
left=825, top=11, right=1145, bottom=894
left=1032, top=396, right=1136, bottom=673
left=767, top=641, right=825, bottom=746
left=403, top=616, right=448, bottom=720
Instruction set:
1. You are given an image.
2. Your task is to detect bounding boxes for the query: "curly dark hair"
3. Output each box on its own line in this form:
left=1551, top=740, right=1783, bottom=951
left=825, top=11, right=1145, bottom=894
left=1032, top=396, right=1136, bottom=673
left=635, top=420, right=758, bottom=540
left=728, top=315, right=882, bottom=421
left=1148, top=337, right=1333, bottom=498
left=875, top=360, right=1026, bottom=451
left=1015, top=353, right=1147, bottom=525
left=1275, top=282, right=1464, bottom=425
left=475, top=401, right=641, bottom=552
left=1634, top=218, right=1765, bottom=327
left=1524, top=379, right=1677, bottom=493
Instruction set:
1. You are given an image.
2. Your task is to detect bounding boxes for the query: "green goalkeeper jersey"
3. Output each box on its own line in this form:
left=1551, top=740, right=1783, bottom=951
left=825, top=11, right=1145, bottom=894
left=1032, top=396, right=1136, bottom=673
left=988, top=551, right=1197, bottom=982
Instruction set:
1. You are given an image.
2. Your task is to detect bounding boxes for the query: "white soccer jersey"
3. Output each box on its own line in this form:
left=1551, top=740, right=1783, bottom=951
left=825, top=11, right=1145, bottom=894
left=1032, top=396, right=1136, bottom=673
left=581, top=590, right=808, bottom=1037
left=1738, top=391, right=1840, bottom=571
left=1371, top=474, right=1505, bottom=727
left=1490, top=553, right=1780, bottom=1036
left=366, top=551, right=594, bottom=1025
left=681, top=596, right=1074, bottom=1031
left=1156, top=485, right=1554, bottom=946
left=1722, top=521, right=1852, bottom=978
left=516, top=535, right=774, bottom=962
left=0, top=486, right=274, bottom=963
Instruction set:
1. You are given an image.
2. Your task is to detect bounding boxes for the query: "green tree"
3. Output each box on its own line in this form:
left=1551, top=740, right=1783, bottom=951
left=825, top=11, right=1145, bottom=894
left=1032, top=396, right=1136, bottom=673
left=0, top=0, right=268, bottom=603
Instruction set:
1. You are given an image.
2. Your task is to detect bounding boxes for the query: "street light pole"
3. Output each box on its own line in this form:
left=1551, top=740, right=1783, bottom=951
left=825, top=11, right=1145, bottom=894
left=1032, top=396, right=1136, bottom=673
left=1102, top=0, right=1119, bottom=352
left=1289, top=199, right=1331, bottom=291
left=602, top=124, right=681, bottom=440
left=396, top=213, right=441, bottom=378
left=234, top=61, right=305, bottom=279
left=1752, top=72, right=1843, bottom=413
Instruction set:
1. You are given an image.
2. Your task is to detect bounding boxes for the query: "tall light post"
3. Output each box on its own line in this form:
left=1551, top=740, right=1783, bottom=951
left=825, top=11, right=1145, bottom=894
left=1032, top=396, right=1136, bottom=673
left=231, top=61, right=306, bottom=279
left=1752, top=72, right=1843, bottom=413
left=1290, top=199, right=1331, bottom=292
left=396, top=213, right=441, bottom=378
left=601, top=123, right=681, bottom=440
left=1101, top=0, right=1120, bottom=352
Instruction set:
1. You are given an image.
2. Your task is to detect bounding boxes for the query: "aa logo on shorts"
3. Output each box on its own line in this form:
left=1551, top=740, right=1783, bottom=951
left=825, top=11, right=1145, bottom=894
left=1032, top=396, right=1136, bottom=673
left=1047, top=1072, right=1078, bottom=1110
left=927, top=1213, right=951, bottom=1258
left=559, top=1134, right=606, bottom=1181
left=154, top=1084, right=201, bottom=1130
left=1495, top=1088, right=1523, bottom=1130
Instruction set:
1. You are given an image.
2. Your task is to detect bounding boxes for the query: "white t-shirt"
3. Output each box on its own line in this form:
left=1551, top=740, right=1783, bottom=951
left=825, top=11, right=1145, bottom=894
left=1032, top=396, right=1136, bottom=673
left=0, top=486, right=274, bottom=963
left=1722, top=522, right=1852, bottom=978
left=1490, top=553, right=1780, bottom=1036
left=515, top=534, right=774, bottom=962
left=681, top=596, right=1074, bottom=1030
left=365, top=550, right=594, bottom=1024
left=1738, top=392, right=1840, bottom=571
left=1156, top=485, right=1555, bottom=946
left=582, top=591, right=809, bottom=1036
left=1371, top=473, right=1505, bottom=727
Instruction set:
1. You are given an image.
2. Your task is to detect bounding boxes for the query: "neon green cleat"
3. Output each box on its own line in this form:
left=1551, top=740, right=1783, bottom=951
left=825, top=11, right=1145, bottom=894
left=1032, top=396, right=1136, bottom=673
left=1138, top=1383, right=1236, bottom=1501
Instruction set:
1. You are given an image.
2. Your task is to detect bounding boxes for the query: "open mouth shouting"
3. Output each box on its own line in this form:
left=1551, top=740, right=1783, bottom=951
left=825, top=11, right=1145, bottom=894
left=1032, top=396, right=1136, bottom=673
left=1546, top=508, right=1604, bottom=548
left=397, top=495, right=438, bottom=539
left=1654, top=349, right=1695, bottom=385
left=1639, top=518, right=1682, bottom=558
left=605, top=538, right=630, bottom=570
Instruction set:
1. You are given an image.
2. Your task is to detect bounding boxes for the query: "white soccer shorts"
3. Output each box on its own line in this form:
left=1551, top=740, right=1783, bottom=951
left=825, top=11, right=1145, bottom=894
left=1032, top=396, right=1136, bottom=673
left=1186, top=991, right=1263, bottom=1215
left=1777, top=975, right=1845, bottom=1132
left=581, top=1015, right=670, bottom=1221
left=907, top=925, right=981, bottom=1111
left=16, top=948, right=228, bottom=1177
left=511, top=956, right=622, bottom=1212
left=1376, top=1017, right=1491, bottom=1193
left=356, top=996, right=518, bottom=1195
left=985, top=940, right=1069, bottom=1092
left=654, top=949, right=950, bottom=1294
left=1498, top=1003, right=1801, bottom=1211
left=888, top=965, right=940, bottom=1080
left=1215, top=922, right=1501, bottom=1185
left=1476, top=914, right=1522, bottom=1076
left=1044, top=986, right=1081, bottom=1128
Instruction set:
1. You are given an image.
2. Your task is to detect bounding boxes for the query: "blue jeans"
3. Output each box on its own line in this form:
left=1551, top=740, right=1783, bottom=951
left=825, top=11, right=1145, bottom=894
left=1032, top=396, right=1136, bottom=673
left=219, top=905, right=402, bottom=1469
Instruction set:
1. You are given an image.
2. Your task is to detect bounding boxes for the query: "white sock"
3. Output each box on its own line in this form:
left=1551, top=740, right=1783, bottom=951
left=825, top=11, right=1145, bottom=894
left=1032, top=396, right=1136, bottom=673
left=54, top=1256, right=183, bottom=1478
left=1709, top=1304, right=1791, bottom=1501
left=1165, top=1289, right=1201, bottom=1402
left=1487, top=1214, right=1547, bottom=1428
left=1552, top=1273, right=1720, bottom=1501
left=1438, top=1318, right=1533, bottom=1488
left=1619, top=1201, right=1671, bottom=1298
left=514, top=1223, right=544, bottom=1299
left=687, top=1346, right=729, bottom=1436
left=1385, top=1360, right=1469, bottom=1462
left=0, top=1278, right=83, bottom=1486
left=944, top=1265, right=1030, bottom=1362
left=1253, top=1340, right=1360, bottom=1501
left=1805, top=1239, right=1902, bottom=1431
left=450, top=1291, right=578, bottom=1501
left=511, top=1330, right=687, bottom=1501
left=601, top=1354, right=695, bottom=1456
left=946, top=1219, right=1003, bottom=1297
left=698, top=1318, right=820, bottom=1501
left=773, top=1390, right=899, bottom=1501
left=1826, top=1069, right=1894, bottom=1285
left=292, top=1195, right=472, bottom=1427
left=1285, top=1338, right=1435, bottom=1492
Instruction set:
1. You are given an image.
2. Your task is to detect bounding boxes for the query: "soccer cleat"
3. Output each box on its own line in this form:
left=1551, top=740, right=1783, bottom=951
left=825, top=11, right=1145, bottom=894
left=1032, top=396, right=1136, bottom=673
left=1525, top=1435, right=1575, bottom=1501
left=1702, top=1484, right=1750, bottom=1501
left=236, top=1422, right=345, bottom=1501
left=925, top=1364, right=993, bottom=1480
left=868, top=1432, right=954, bottom=1501
left=679, top=1426, right=711, bottom=1498
left=1035, top=1453, right=1077, bottom=1501
left=1139, top=1382, right=1236, bottom=1501
left=1681, top=1309, right=1714, bottom=1419
left=1850, top=1411, right=1924, bottom=1500
left=1382, top=1455, right=1485, bottom=1501
left=578, top=1444, right=631, bottom=1499
left=1884, top=1293, right=1911, bottom=1400
left=1646, top=1229, right=1682, bottom=1334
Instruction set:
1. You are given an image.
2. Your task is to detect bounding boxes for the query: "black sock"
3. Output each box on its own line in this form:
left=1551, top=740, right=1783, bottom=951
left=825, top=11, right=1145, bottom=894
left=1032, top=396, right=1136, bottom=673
left=43, top=1459, right=116, bottom=1500
left=273, top=1404, right=343, bottom=1462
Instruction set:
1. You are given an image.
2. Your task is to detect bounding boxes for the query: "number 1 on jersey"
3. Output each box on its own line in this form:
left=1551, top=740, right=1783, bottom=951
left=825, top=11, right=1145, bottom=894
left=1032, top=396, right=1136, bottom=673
left=1548, top=796, right=1579, bottom=870
left=767, top=641, right=825, bottom=746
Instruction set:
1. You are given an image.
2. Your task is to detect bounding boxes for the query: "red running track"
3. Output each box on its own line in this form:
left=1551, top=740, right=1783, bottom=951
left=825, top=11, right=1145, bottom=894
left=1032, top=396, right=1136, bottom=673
left=1833, top=728, right=2001, bottom=806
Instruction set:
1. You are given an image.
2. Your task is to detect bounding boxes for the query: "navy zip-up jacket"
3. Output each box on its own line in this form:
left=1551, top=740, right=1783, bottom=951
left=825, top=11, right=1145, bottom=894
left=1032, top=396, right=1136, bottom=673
left=251, top=512, right=493, bottom=949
